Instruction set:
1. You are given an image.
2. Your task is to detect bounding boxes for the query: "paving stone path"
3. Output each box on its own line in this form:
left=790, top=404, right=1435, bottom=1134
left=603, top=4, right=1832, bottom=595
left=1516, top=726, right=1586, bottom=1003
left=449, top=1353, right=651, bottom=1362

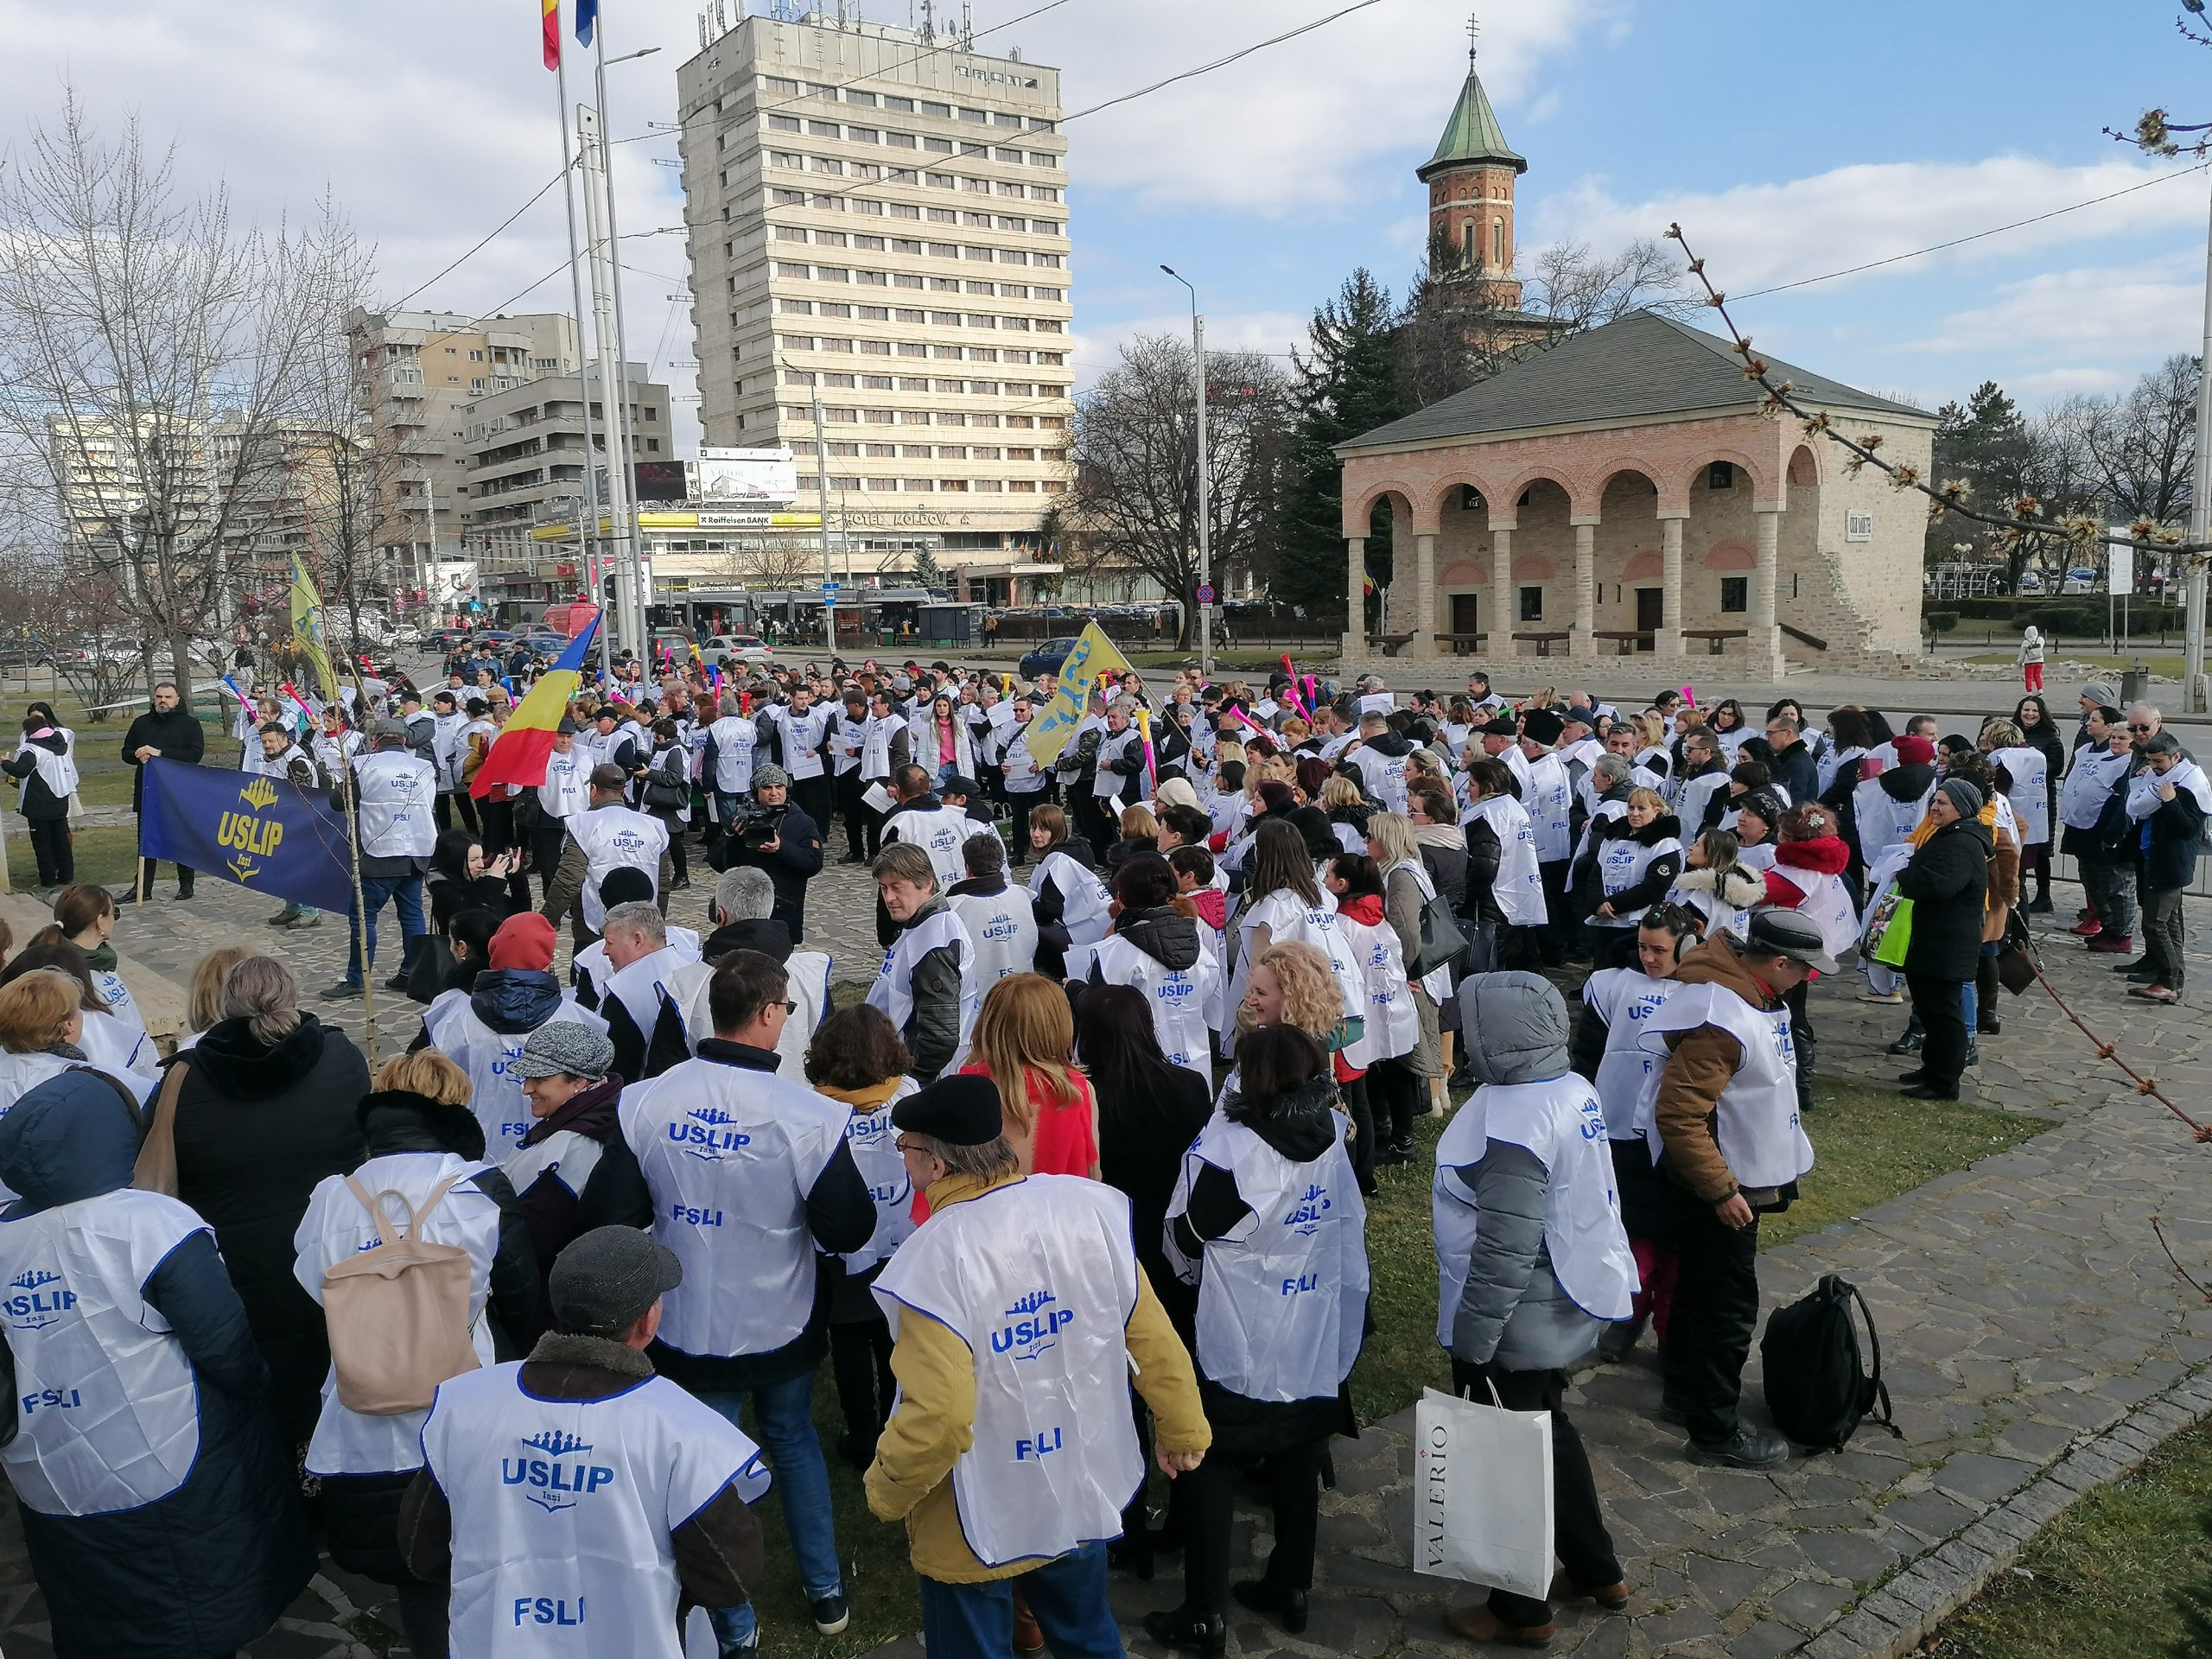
left=0, top=853, right=2206, bottom=1659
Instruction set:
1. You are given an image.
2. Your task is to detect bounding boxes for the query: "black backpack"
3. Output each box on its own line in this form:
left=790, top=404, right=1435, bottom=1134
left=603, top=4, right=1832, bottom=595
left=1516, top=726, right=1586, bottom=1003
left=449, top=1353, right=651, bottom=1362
left=1760, top=1274, right=1901, bottom=1453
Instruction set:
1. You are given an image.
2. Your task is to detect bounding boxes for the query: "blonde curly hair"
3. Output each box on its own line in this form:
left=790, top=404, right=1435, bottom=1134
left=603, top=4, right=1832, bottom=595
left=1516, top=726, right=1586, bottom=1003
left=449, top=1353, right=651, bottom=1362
left=1236, top=940, right=1344, bottom=1041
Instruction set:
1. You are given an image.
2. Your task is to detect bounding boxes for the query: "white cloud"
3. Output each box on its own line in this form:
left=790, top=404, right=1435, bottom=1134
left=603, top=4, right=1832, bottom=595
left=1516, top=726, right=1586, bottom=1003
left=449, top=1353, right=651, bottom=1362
left=1070, top=308, right=1308, bottom=390
left=1527, top=155, right=2208, bottom=302
left=1905, top=254, right=2203, bottom=357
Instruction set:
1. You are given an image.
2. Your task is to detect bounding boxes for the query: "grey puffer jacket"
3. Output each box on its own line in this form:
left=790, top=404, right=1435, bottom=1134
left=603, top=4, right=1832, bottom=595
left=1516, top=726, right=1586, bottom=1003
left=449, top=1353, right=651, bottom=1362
left=1446, top=971, right=1607, bottom=1371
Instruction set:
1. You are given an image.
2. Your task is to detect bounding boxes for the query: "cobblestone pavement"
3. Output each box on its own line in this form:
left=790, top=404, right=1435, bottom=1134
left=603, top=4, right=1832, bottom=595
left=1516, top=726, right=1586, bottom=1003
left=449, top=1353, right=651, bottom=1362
left=0, top=849, right=2208, bottom=1658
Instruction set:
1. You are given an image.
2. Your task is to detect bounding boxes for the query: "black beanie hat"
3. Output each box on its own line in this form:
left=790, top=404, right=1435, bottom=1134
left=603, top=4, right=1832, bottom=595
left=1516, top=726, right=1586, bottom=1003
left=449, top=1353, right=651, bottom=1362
left=892, top=1071, right=1004, bottom=1147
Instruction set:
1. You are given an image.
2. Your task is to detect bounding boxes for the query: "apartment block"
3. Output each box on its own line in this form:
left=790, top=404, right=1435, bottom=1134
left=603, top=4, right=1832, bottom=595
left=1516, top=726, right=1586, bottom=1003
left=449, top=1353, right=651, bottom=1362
left=343, top=308, right=582, bottom=596
left=676, top=10, right=1073, bottom=582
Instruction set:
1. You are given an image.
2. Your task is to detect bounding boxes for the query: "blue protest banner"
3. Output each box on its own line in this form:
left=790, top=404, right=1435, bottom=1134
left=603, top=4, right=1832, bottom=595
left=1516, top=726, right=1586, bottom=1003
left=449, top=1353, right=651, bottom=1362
left=137, top=759, right=357, bottom=912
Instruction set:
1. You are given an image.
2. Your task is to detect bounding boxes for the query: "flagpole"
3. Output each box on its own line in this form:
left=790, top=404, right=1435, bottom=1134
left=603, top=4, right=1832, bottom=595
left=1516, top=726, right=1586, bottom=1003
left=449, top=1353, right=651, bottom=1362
left=592, top=22, right=650, bottom=664
left=300, top=552, right=381, bottom=1071
left=554, top=10, right=609, bottom=674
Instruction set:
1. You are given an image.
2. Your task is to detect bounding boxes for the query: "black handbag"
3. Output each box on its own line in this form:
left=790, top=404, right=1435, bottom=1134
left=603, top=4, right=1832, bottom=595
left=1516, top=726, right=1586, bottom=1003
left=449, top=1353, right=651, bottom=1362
left=1408, top=883, right=1469, bottom=980
left=1995, top=907, right=2040, bottom=996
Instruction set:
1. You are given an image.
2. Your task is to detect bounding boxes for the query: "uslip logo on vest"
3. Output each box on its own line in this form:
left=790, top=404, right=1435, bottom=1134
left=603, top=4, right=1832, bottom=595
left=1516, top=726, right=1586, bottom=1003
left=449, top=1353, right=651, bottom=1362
left=3, top=1268, right=74, bottom=1330
left=671, top=1104, right=753, bottom=1161
left=1154, top=973, right=1192, bottom=1006
left=981, top=914, right=1020, bottom=941
left=21, top=1386, right=82, bottom=1414
left=1285, top=1181, right=1332, bottom=1236
left=848, top=1112, right=890, bottom=1148
left=992, top=1287, right=1073, bottom=1362
left=506, top=1428, right=616, bottom=1513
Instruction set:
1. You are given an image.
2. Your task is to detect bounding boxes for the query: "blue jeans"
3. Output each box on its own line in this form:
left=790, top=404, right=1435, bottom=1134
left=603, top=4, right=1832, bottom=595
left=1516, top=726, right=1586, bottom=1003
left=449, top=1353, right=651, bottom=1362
left=919, top=1542, right=1122, bottom=1659
left=701, top=1370, right=843, bottom=1649
left=344, top=874, right=425, bottom=986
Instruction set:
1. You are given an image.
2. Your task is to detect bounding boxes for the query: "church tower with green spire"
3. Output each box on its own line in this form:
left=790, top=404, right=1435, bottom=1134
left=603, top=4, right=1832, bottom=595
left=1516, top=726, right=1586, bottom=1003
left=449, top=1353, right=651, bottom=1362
left=1418, top=20, right=1526, bottom=307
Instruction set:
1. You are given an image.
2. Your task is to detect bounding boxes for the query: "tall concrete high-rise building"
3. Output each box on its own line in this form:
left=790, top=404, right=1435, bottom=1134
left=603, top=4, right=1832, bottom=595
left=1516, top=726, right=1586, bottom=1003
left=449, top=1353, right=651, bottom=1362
left=676, top=9, right=1073, bottom=591
left=343, top=308, right=582, bottom=599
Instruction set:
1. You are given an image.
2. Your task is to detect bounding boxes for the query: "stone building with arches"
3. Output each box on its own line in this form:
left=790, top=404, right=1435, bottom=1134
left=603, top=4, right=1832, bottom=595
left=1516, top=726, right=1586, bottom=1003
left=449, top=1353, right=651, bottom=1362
left=1334, top=310, right=1937, bottom=680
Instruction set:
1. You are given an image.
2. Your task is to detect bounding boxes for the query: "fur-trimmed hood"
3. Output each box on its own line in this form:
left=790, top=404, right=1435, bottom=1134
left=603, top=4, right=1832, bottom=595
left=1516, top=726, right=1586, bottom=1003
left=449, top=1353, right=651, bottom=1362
left=1669, top=864, right=1767, bottom=908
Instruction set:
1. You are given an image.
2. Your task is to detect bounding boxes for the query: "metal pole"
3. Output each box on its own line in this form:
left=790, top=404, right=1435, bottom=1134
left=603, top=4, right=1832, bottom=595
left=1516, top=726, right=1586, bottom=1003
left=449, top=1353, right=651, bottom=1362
left=555, top=44, right=607, bottom=665
left=2186, top=174, right=2212, bottom=711
left=811, top=385, right=836, bottom=650
left=577, top=105, right=639, bottom=677
left=1193, top=309, right=1212, bottom=682
left=594, top=32, right=648, bottom=664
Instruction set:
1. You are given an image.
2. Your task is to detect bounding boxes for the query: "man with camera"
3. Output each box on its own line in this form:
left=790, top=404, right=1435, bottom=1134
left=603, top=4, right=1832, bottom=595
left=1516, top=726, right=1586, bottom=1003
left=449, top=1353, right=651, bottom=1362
left=718, top=762, right=824, bottom=944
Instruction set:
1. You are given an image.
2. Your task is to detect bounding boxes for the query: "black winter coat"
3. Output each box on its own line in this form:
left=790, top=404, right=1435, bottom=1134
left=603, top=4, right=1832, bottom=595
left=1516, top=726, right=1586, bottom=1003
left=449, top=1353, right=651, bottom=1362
left=1769, top=740, right=1819, bottom=808
left=120, top=702, right=206, bottom=810
left=2129, top=770, right=2208, bottom=891
left=1896, top=817, right=1991, bottom=980
left=724, top=800, right=824, bottom=943
left=165, top=1012, right=371, bottom=1447
left=2, top=732, right=72, bottom=818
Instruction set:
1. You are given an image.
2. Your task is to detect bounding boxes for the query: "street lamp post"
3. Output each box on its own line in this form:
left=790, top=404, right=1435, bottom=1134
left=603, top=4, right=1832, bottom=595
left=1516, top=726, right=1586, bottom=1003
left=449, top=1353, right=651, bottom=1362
left=591, top=41, right=660, bottom=664
left=1161, top=264, right=1211, bottom=682
left=2186, top=173, right=2212, bottom=712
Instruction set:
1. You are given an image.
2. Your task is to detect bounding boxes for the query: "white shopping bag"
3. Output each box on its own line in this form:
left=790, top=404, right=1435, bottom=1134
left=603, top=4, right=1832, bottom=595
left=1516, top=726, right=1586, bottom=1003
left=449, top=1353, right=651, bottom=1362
left=1412, top=1382, right=1554, bottom=1600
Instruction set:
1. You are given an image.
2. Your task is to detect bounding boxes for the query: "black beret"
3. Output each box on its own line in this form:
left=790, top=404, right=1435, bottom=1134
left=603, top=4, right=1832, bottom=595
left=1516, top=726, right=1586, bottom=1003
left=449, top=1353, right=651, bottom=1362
left=1477, top=715, right=1519, bottom=737
left=1521, top=709, right=1565, bottom=746
left=892, top=1071, right=1003, bottom=1147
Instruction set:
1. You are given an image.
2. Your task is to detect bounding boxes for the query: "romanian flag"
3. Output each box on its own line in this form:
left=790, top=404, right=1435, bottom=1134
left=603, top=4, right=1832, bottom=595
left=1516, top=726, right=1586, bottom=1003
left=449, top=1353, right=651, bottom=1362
left=543, top=0, right=561, bottom=69
left=472, top=609, right=600, bottom=797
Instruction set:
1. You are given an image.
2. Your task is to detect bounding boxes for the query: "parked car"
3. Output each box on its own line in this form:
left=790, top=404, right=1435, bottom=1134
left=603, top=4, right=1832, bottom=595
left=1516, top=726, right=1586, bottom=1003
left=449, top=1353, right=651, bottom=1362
left=703, top=633, right=772, bottom=657
left=1020, top=636, right=1079, bottom=680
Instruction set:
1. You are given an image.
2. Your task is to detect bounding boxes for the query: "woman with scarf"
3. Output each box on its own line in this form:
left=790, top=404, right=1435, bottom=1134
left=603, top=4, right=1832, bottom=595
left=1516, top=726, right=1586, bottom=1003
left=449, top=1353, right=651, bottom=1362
left=1759, top=803, right=1860, bottom=1116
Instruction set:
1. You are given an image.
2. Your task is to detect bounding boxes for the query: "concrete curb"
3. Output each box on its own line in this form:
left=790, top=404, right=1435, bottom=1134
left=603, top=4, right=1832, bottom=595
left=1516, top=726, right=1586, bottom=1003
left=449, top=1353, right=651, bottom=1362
left=1797, top=1363, right=2212, bottom=1658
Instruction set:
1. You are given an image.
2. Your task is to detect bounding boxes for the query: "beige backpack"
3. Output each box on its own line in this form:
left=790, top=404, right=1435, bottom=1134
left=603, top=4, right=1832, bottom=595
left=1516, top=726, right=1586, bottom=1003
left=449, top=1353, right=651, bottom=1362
left=321, top=1173, right=481, bottom=1414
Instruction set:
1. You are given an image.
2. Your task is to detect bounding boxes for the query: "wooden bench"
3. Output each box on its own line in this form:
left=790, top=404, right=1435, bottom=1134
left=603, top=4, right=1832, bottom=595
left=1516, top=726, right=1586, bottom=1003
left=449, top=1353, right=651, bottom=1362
left=1365, top=632, right=1416, bottom=658
left=1683, top=628, right=1749, bottom=657
left=1432, top=632, right=1488, bottom=656
left=1593, top=629, right=1655, bottom=657
left=1511, top=631, right=1571, bottom=658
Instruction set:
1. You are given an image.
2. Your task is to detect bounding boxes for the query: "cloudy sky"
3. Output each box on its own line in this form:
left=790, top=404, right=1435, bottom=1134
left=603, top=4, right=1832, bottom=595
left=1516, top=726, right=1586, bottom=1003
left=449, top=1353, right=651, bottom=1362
left=5, top=0, right=2207, bottom=443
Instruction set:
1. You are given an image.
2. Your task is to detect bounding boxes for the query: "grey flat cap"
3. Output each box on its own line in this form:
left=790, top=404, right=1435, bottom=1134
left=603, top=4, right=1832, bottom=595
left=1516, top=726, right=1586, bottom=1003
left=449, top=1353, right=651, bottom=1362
left=518, top=1020, right=615, bottom=1081
left=548, top=1226, right=683, bottom=1336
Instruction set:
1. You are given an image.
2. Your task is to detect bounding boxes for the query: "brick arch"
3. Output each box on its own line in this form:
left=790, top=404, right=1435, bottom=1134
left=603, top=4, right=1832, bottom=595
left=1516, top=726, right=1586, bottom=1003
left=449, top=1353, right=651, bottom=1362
left=1686, top=448, right=1774, bottom=508
left=1511, top=554, right=1557, bottom=581
left=1492, top=467, right=1591, bottom=520
left=1427, top=474, right=1500, bottom=523
left=1786, top=442, right=1822, bottom=501
left=1341, top=480, right=1421, bottom=537
left=1598, top=459, right=1686, bottom=516
left=1620, top=550, right=1662, bottom=582
left=1702, top=538, right=1755, bottom=572
left=1440, top=561, right=1485, bottom=586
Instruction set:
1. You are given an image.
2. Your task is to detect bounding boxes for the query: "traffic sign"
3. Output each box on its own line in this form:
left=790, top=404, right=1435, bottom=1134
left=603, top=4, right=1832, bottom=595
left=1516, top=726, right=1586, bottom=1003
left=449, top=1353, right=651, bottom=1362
left=1195, top=582, right=1216, bottom=605
left=823, top=580, right=840, bottom=601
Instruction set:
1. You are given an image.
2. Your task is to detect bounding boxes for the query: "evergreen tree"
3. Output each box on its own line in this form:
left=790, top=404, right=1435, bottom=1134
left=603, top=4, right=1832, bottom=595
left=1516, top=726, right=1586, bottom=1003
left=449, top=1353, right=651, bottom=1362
left=1276, top=270, right=1405, bottom=612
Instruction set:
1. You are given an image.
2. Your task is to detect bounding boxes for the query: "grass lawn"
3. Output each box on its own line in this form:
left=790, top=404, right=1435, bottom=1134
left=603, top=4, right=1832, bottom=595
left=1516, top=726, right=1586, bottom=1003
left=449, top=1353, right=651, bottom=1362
left=1929, top=1419, right=2212, bottom=1659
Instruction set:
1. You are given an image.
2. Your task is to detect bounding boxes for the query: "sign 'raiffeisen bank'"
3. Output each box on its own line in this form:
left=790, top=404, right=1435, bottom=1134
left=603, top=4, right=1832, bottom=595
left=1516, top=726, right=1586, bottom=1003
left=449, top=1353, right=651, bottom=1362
left=531, top=511, right=824, bottom=541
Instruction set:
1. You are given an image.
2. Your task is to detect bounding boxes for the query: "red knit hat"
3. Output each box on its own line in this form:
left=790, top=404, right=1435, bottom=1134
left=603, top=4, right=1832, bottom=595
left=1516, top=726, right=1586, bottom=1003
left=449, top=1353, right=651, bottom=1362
left=488, top=912, right=557, bottom=972
left=1894, top=734, right=1935, bottom=766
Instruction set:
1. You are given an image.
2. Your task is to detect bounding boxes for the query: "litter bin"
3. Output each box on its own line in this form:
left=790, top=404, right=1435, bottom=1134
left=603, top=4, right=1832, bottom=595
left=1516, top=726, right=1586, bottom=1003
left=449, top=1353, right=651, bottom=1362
left=2120, top=664, right=2151, bottom=707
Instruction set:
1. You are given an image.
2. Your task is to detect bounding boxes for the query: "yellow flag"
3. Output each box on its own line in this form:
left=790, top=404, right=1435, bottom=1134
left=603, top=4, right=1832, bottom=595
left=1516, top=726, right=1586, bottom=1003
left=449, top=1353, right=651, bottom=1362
left=289, top=554, right=340, bottom=707
left=1024, top=621, right=1132, bottom=767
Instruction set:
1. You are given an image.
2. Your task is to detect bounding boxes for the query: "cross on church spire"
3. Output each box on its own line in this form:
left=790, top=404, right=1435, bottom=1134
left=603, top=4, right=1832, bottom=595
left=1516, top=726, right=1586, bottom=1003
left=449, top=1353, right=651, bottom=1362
left=1466, top=12, right=1479, bottom=60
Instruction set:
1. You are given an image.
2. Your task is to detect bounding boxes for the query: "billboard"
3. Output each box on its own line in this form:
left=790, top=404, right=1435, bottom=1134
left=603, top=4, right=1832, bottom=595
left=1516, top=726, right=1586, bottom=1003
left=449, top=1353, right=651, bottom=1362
left=633, top=460, right=688, bottom=502
left=694, top=447, right=798, bottom=504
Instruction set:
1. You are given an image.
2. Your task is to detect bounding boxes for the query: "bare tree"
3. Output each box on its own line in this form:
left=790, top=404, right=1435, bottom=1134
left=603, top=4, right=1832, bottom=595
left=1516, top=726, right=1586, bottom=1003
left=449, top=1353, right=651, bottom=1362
left=0, top=92, right=367, bottom=697
left=1071, top=335, right=1291, bottom=649
left=2082, top=353, right=2196, bottom=527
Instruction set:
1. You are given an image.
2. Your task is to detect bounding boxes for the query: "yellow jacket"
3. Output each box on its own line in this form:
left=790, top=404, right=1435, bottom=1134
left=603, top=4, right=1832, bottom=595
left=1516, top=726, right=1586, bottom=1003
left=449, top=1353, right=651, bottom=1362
left=862, top=1168, right=1211, bottom=1583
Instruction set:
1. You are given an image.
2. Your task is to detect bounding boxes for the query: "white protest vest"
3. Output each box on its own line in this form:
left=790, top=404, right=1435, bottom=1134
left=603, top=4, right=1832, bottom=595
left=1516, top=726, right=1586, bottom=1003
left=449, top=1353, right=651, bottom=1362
left=294, top=1151, right=502, bottom=1477
left=1582, top=968, right=1680, bottom=1140
left=1675, top=768, right=1732, bottom=835
left=860, top=714, right=904, bottom=779
left=706, top=716, right=757, bottom=794
left=1463, top=795, right=1548, bottom=926
left=569, top=805, right=669, bottom=931
left=1093, top=728, right=1144, bottom=799
left=1853, top=778, right=1933, bottom=861
left=665, top=949, right=827, bottom=1083
left=87, top=963, right=149, bottom=1059
left=872, top=1176, right=1144, bottom=1569
left=867, top=905, right=981, bottom=1062
left=16, top=740, right=79, bottom=804
left=1001, top=724, right=1044, bottom=791
left=774, top=705, right=833, bottom=780
left=1332, top=906, right=1419, bottom=1069
left=1224, top=889, right=1363, bottom=1058
left=950, top=887, right=1040, bottom=987
left=353, top=750, right=438, bottom=859
left=1592, top=830, right=1681, bottom=925
left=2061, top=747, right=2132, bottom=830
left=0, top=1188, right=207, bottom=1515
left=619, top=1057, right=853, bottom=1359
left=424, top=990, right=609, bottom=1159
left=887, top=804, right=980, bottom=891
left=537, top=748, right=591, bottom=820
left=1389, top=860, right=1457, bottom=1001
left=1637, top=980, right=1815, bottom=1190
left=1775, top=868, right=1861, bottom=960
left=431, top=711, right=467, bottom=786
left=1666, top=873, right=1755, bottom=941
left=1523, top=753, right=1573, bottom=862
left=1991, top=746, right=2051, bottom=846
left=841, top=1077, right=921, bottom=1275
left=2127, top=756, right=2212, bottom=823
left=1171, top=1111, right=1366, bottom=1402
left=1431, top=1077, right=1638, bottom=1344
left=77, top=1007, right=154, bottom=1078
left=419, top=1362, right=769, bottom=1659
left=1030, top=850, right=1113, bottom=956
left=1816, top=744, right=1867, bottom=797
left=1085, top=931, right=1222, bottom=1077
left=599, top=944, right=695, bottom=1073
